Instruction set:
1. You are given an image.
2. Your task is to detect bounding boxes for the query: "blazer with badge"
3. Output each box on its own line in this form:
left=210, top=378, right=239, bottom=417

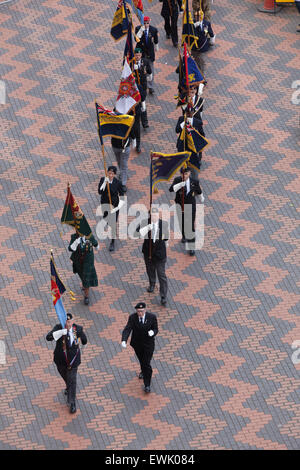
left=133, top=57, right=152, bottom=93
left=122, top=312, right=158, bottom=351
left=136, top=218, right=169, bottom=261
left=135, top=25, right=158, bottom=62
left=169, top=176, right=202, bottom=206
left=98, top=176, right=124, bottom=208
left=46, top=323, right=87, bottom=368
left=194, top=20, right=214, bottom=52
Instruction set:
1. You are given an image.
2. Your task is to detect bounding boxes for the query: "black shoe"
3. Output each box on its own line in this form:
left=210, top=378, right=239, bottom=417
left=84, top=296, right=89, bottom=305
left=149, top=88, right=154, bottom=95
left=143, top=124, right=149, bottom=129
left=138, top=372, right=143, bottom=379
left=161, top=297, right=167, bottom=306
left=64, top=389, right=68, bottom=396
left=147, top=285, right=155, bottom=293
left=70, top=403, right=76, bottom=414
left=173, top=43, right=178, bottom=48
left=181, top=237, right=187, bottom=243
left=189, top=250, right=195, bottom=256
left=166, top=34, right=170, bottom=39
left=144, top=386, right=151, bottom=393
left=109, top=240, right=115, bottom=252
left=121, top=185, right=127, bottom=193
left=136, top=146, right=141, bottom=154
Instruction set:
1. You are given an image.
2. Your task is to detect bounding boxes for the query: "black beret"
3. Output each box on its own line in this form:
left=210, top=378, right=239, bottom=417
left=67, top=313, right=73, bottom=320
left=135, top=302, right=146, bottom=309
left=108, top=166, right=117, bottom=174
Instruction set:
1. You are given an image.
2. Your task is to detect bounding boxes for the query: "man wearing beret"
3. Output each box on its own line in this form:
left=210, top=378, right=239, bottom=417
left=98, top=165, right=125, bottom=252
left=169, top=166, right=204, bottom=256
left=121, top=302, right=158, bottom=393
left=135, top=16, right=158, bottom=94
left=135, top=207, right=169, bottom=306
left=46, top=313, right=87, bottom=414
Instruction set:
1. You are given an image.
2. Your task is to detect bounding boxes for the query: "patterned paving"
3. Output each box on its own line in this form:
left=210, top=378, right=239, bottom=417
left=0, top=0, right=299, bottom=450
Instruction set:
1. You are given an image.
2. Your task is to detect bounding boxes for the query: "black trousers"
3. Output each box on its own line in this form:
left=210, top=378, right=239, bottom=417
left=132, top=113, right=141, bottom=147
left=176, top=202, right=196, bottom=243
left=141, top=110, right=149, bottom=128
left=163, top=14, right=178, bottom=45
left=57, top=364, right=78, bottom=405
left=144, top=255, right=168, bottom=299
left=134, top=345, right=154, bottom=387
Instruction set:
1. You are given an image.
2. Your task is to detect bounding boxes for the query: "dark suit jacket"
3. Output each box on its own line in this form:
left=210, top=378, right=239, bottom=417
left=133, top=57, right=152, bottom=92
left=135, top=25, right=158, bottom=62
left=136, top=218, right=169, bottom=261
left=169, top=176, right=202, bottom=205
left=98, top=176, right=124, bottom=208
left=46, top=323, right=87, bottom=368
left=194, top=20, right=214, bottom=52
left=122, top=312, right=158, bottom=352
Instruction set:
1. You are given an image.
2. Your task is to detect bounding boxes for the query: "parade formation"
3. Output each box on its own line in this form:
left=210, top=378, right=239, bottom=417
left=48, top=0, right=216, bottom=414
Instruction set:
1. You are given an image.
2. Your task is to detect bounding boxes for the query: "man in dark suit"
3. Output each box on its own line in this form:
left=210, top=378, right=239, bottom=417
left=136, top=207, right=169, bottom=306
left=133, top=47, right=152, bottom=129
left=169, top=166, right=204, bottom=256
left=135, top=16, right=158, bottom=94
left=121, top=302, right=158, bottom=393
left=98, top=166, right=125, bottom=252
left=159, top=0, right=182, bottom=47
left=46, top=313, right=87, bottom=413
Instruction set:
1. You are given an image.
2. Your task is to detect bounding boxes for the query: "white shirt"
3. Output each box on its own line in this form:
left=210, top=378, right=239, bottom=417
left=68, top=327, right=74, bottom=346
left=152, top=221, right=159, bottom=243
left=186, top=178, right=190, bottom=195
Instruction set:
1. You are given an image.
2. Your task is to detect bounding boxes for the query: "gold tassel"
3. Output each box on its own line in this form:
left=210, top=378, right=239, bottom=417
left=69, top=290, right=76, bottom=301
left=154, top=187, right=159, bottom=194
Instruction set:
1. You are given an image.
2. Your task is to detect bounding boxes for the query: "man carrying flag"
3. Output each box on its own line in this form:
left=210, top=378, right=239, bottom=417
left=46, top=312, right=87, bottom=414
left=61, top=185, right=99, bottom=305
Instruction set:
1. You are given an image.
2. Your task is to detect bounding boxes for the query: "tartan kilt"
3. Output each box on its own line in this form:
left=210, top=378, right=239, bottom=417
left=71, top=251, right=98, bottom=288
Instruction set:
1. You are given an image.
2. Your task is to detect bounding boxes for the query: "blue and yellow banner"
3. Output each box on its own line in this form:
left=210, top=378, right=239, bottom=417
left=96, top=103, right=134, bottom=141
left=151, top=151, right=191, bottom=192
left=111, top=0, right=128, bottom=41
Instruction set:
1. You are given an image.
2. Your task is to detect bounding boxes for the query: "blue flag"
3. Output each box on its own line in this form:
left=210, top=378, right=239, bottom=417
left=151, top=151, right=191, bottom=192
left=181, top=55, right=205, bottom=90
left=110, top=0, right=128, bottom=41
left=96, top=103, right=134, bottom=142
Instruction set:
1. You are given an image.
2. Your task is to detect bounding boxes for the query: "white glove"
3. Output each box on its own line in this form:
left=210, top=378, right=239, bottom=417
left=200, top=194, right=205, bottom=203
left=180, top=121, right=185, bottom=129
left=173, top=181, right=186, bottom=192
left=155, top=44, right=159, bottom=52
left=148, top=330, right=154, bottom=337
left=187, top=117, right=193, bottom=126
left=121, top=341, right=127, bottom=348
left=70, top=237, right=80, bottom=252
left=132, top=138, right=137, bottom=148
left=110, top=199, right=125, bottom=214
left=100, top=176, right=109, bottom=191
left=96, top=243, right=100, bottom=251
left=140, top=223, right=153, bottom=237
left=198, top=83, right=204, bottom=95
left=194, top=21, right=201, bottom=27
left=210, top=35, right=216, bottom=45
left=53, top=329, right=67, bottom=341
left=146, top=73, right=153, bottom=82
left=136, top=26, right=145, bottom=39
left=141, top=101, right=146, bottom=112
left=134, top=64, right=139, bottom=70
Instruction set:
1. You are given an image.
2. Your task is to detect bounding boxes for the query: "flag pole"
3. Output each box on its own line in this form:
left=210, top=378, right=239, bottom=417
left=95, top=102, right=112, bottom=209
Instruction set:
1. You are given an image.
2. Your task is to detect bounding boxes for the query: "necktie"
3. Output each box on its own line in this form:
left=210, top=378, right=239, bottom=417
left=67, top=332, right=71, bottom=347
left=140, top=318, right=143, bottom=324
left=145, top=29, right=148, bottom=43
